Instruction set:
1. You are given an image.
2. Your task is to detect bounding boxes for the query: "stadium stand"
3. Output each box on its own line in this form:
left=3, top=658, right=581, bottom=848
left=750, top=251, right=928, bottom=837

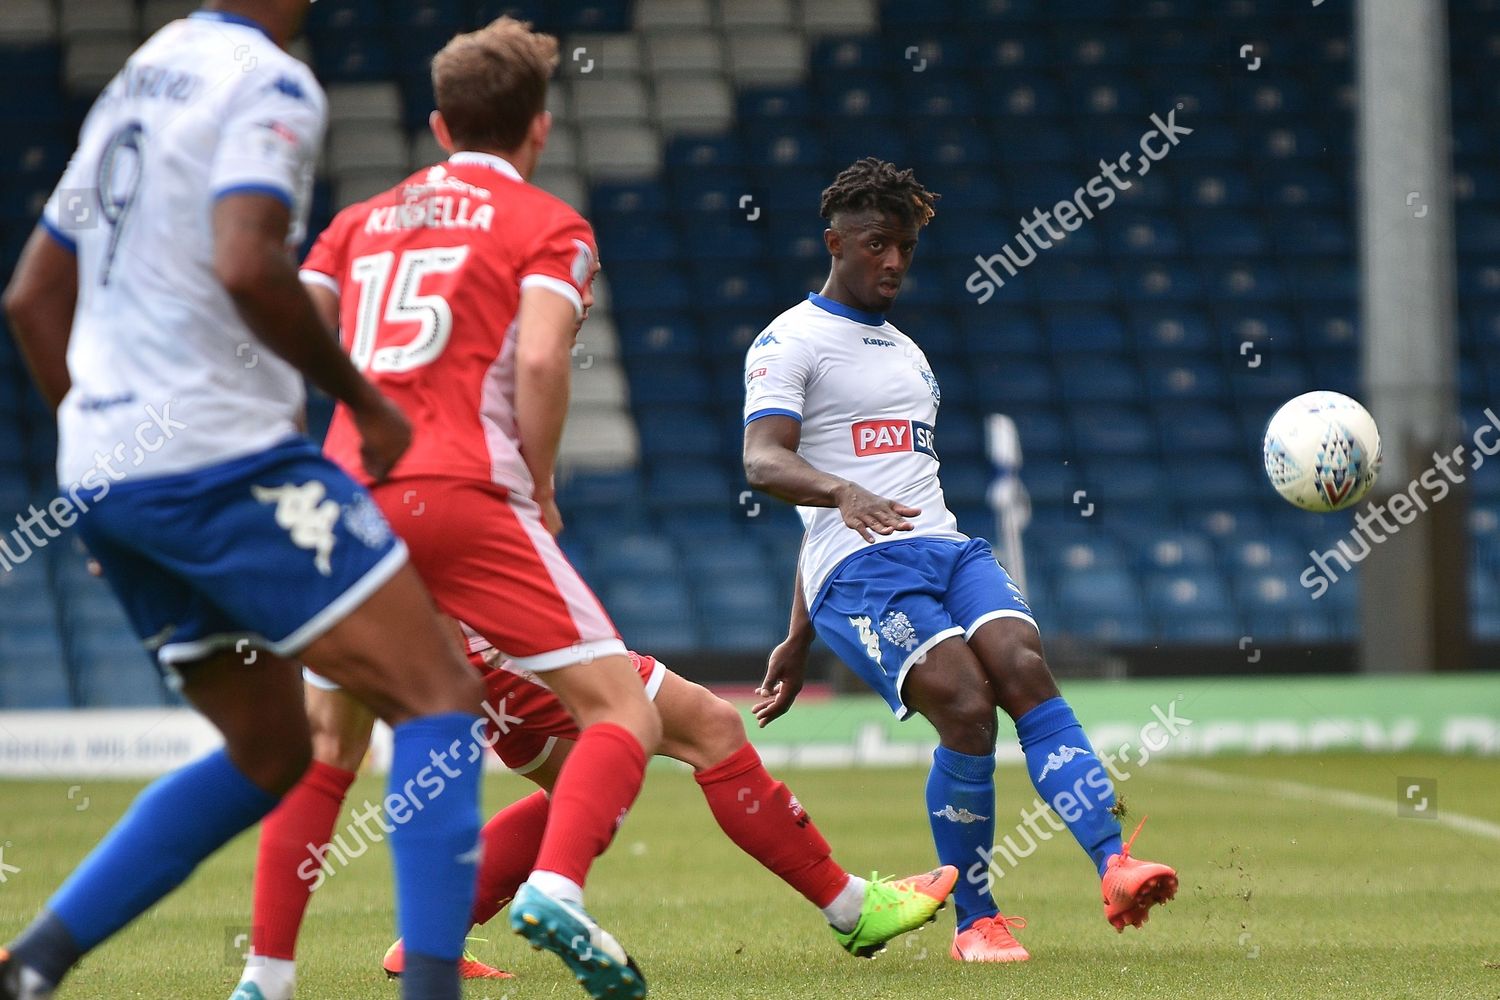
left=1, top=0, right=1497, bottom=704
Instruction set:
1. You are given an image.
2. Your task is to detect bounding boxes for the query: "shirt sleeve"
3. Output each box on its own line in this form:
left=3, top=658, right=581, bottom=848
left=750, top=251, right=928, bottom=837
left=39, top=156, right=91, bottom=254
left=743, top=327, right=814, bottom=425
left=298, top=208, right=348, bottom=296
left=518, top=203, right=596, bottom=318
left=39, top=102, right=112, bottom=254
left=209, top=65, right=325, bottom=212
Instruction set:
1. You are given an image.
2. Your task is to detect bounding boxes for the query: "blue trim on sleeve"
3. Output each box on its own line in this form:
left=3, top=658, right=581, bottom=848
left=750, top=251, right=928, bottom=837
left=808, top=292, right=885, bottom=327
left=189, top=9, right=274, bottom=41
left=744, top=407, right=803, bottom=427
left=40, top=217, right=78, bottom=254
left=214, top=184, right=294, bottom=209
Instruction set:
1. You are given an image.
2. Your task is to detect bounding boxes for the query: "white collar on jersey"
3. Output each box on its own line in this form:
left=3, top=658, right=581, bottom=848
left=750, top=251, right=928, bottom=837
left=447, top=151, right=523, bottom=182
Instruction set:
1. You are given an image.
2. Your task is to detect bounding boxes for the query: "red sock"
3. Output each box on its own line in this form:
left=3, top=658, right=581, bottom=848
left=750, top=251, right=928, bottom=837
left=532, top=723, right=646, bottom=886
left=470, top=790, right=550, bottom=926
left=696, top=743, right=850, bottom=908
left=251, top=761, right=357, bottom=960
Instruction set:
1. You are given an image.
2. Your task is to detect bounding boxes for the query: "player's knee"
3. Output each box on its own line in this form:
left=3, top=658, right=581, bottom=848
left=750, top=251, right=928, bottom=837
left=683, top=690, right=748, bottom=767
left=994, top=645, right=1062, bottom=721
left=914, top=676, right=997, bottom=753
left=634, top=699, right=664, bottom=755
left=312, top=727, right=371, bottom=772
left=233, top=736, right=313, bottom=797
left=396, top=661, right=485, bottom=723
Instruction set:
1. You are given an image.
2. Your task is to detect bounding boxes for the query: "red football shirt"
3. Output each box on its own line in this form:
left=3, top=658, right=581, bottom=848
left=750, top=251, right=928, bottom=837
left=301, top=152, right=597, bottom=496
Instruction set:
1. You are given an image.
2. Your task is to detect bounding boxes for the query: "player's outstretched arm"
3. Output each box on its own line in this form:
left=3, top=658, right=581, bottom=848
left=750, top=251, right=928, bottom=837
left=754, top=564, right=814, bottom=726
left=3, top=226, right=78, bottom=409
left=514, top=285, right=577, bottom=531
left=744, top=414, right=921, bottom=542
left=212, top=191, right=409, bottom=479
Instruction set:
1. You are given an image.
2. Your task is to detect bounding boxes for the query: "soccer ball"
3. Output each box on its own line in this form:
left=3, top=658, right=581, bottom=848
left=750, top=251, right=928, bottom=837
left=1262, top=391, right=1382, bottom=512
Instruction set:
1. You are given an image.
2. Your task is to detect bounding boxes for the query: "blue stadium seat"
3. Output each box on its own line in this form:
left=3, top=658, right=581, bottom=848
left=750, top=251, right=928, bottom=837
left=971, top=358, right=1056, bottom=404
left=1054, top=567, right=1146, bottom=619
left=1046, top=309, right=1128, bottom=353
left=615, top=310, right=701, bottom=359
left=1129, top=307, right=1216, bottom=355
left=627, top=360, right=712, bottom=404
left=1069, top=406, right=1154, bottom=455
left=71, top=629, right=166, bottom=708
left=1135, top=531, right=1218, bottom=572
left=636, top=406, right=722, bottom=459
left=1156, top=403, right=1240, bottom=452
left=1080, top=458, right=1165, bottom=504
left=592, top=535, right=679, bottom=580
left=1057, top=357, right=1144, bottom=404
left=1008, top=409, right=1070, bottom=456
left=647, top=460, right=733, bottom=509
left=1147, top=570, right=1236, bottom=620
left=0, top=626, right=73, bottom=709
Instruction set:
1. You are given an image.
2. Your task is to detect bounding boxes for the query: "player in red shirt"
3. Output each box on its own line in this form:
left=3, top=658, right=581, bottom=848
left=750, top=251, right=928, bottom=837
left=230, top=20, right=951, bottom=1000
left=253, top=19, right=658, bottom=1000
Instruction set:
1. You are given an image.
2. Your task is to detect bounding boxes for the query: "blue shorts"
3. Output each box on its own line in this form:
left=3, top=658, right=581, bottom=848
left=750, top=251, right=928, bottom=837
left=76, top=436, right=407, bottom=670
left=810, top=537, right=1037, bottom=720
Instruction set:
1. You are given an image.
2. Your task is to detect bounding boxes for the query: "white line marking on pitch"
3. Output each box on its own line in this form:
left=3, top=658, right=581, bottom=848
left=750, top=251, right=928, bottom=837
left=1159, top=764, right=1500, bottom=843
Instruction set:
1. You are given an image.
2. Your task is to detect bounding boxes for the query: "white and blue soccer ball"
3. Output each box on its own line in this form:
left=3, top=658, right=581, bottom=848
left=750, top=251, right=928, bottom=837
left=1262, top=391, right=1382, bottom=512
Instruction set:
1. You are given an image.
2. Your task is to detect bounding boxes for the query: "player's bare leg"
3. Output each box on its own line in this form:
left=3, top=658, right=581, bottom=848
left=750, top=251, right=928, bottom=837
left=290, top=565, right=485, bottom=1000
left=1, top=653, right=312, bottom=1000
left=967, top=618, right=1177, bottom=931
left=652, top=672, right=956, bottom=956
left=391, top=666, right=951, bottom=975
left=902, top=639, right=1030, bottom=962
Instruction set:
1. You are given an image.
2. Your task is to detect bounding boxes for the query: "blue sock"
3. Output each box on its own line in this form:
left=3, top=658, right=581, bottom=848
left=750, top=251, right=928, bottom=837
left=387, top=711, right=481, bottom=999
left=19, top=749, right=277, bottom=983
left=925, top=746, right=999, bottom=931
left=1015, top=697, right=1123, bottom=876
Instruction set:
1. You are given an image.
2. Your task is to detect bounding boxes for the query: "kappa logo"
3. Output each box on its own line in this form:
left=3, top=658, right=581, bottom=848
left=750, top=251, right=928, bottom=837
left=1037, top=744, right=1088, bottom=780
left=848, top=615, right=883, bottom=667
left=253, top=481, right=341, bottom=576
left=862, top=337, right=896, bottom=347
left=754, top=331, right=780, bottom=348
left=932, top=804, right=989, bottom=824
left=851, top=418, right=937, bottom=459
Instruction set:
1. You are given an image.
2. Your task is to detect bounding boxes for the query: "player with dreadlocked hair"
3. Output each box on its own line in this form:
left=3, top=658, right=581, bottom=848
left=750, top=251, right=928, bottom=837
left=740, top=159, right=1179, bottom=962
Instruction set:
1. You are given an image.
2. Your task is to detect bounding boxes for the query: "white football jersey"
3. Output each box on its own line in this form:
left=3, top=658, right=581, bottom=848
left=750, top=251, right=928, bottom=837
left=744, top=294, right=966, bottom=607
left=43, top=11, right=326, bottom=486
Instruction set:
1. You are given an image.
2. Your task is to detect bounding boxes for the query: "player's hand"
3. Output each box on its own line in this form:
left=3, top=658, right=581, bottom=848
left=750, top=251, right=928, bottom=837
left=351, top=393, right=411, bottom=482
left=753, top=637, right=809, bottom=727
left=539, top=494, right=564, bottom=537
left=833, top=482, right=921, bottom=543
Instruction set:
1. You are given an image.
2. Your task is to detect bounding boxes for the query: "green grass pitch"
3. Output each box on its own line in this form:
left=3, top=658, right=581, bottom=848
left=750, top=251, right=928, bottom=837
left=2, top=752, right=1496, bottom=999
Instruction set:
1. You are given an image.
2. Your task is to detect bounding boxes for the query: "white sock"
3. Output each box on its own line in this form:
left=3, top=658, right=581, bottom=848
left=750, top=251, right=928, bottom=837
left=527, top=870, right=585, bottom=908
left=237, top=955, right=296, bottom=1000
left=17, top=966, right=55, bottom=1000
left=821, top=874, right=868, bottom=933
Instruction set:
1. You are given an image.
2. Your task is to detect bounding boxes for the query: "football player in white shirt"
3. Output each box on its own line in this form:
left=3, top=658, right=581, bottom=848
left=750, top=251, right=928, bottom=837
left=1, top=5, right=486, bottom=999
left=742, top=158, right=1177, bottom=963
